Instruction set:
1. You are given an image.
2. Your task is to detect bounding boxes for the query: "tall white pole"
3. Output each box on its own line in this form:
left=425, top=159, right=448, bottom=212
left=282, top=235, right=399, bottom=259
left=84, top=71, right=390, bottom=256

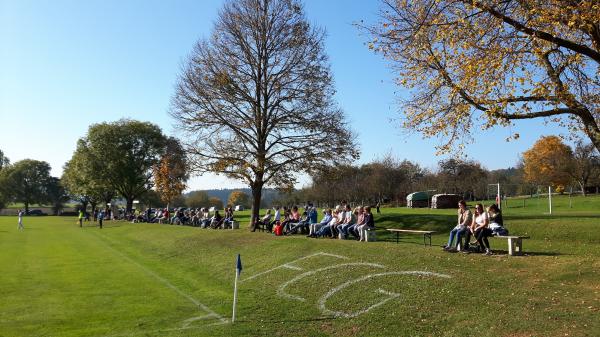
left=497, top=183, right=501, bottom=209
left=548, top=186, right=552, bottom=215
left=569, top=186, right=573, bottom=208
left=232, top=268, right=239, bottom=323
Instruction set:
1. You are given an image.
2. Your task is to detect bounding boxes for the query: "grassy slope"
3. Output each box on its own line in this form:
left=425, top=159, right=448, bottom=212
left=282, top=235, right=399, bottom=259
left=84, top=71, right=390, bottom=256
left=0, top=195, right=599, bottom=337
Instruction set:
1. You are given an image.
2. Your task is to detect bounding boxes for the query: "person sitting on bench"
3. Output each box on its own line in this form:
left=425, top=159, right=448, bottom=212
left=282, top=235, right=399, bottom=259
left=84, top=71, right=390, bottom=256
left=357, top=206, right=375, bottom=242
left=255, top=209, right=272, bottom=232
left=313, top=209, right=340, bottom=238
left=338, top=205, right=356, bottom=239
left=307, top=209, right=332, bottom=237
left=289, top=204, right=315, bottom=234
left=464, top=203, right=493, bottom=255
left=487, top=204, right=509, bottom=236
left=343, top=206, right=363, bottom=240
left=223, top=207, right=234, bottom=228
left=209, top=210, right=223, bottom=229
left=443, top=200, right=471, bottom=251
left=282, top=206, right=301, bottom=234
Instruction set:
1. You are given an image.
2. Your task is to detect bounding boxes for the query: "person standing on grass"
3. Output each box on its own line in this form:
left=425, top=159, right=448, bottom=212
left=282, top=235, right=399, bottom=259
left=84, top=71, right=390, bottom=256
left=78, top=208, right=84, bottom=227
left=18, top=209, right=24, bottom=230
left=98, top=209, right=104, bottom=229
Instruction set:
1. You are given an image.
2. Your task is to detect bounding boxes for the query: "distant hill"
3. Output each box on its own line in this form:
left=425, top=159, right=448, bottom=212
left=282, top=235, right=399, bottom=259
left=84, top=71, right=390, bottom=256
left=184, top=188, right=283, bottom=207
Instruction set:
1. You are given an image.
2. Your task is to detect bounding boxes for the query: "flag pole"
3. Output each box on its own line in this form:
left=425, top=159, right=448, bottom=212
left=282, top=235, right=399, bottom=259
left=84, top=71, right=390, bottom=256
left=232, top=254, right=242, bottom=323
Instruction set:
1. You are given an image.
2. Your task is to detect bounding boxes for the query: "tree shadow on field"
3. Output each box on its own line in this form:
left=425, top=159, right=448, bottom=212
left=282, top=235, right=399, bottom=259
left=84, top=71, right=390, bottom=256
left=375, top=213, right=456, bottom=232
left=506, top=214, right=600, bottom=221
left=234, top=316, right=336, bottom=324
left=82, top=223, right=122, bottom=228
left=101, top=224, right=123, bottom=228
left=488, top=249, right=564, bottom=257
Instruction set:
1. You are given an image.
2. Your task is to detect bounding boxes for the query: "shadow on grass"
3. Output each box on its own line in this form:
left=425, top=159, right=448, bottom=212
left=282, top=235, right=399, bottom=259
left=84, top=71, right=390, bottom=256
left=82, top=223, right=123, bottom=228
left=484, top=249, right=563, bottom=256
left=235, top=316, right=335, bottom=324
left=506, top=214, right=600, bottom=221
left=101, top=224, right=123, bottom=228
left=378, top=236, right=439, bottom=246
left=375, top=213, right=455, bottom=232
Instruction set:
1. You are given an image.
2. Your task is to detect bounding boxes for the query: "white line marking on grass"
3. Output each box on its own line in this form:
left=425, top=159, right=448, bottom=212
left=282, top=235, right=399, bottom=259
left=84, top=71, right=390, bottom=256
left=277, top=263, right=385, bottom=302
left=282, top=264, right=303, bottom=271
left=318, top=271, right=451, bottom=318
left=180, top=313, right=227, bottom=328
left=90, top=232, right=227, bottom=325
left=103, top=322, right=227, bottom=337
left=242, top=251, right=348, bottom=282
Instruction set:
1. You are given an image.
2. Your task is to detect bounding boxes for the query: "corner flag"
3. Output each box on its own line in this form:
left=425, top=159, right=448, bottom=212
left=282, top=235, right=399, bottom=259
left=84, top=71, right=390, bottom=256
left=236, top=254, right=242, bottom=274
left=232, top=254, right=242, bottom=322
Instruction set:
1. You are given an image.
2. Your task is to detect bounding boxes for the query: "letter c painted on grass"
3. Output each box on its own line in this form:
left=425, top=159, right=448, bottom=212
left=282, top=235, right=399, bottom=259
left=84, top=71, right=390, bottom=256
left=318, top=271, right=451, bottom=318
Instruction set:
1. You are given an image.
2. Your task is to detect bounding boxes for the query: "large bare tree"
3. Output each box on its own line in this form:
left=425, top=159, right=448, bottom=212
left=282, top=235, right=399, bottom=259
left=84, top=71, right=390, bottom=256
left=364, top=0, right=600, bottom=152
left=171, top=0, right=356, bottom=230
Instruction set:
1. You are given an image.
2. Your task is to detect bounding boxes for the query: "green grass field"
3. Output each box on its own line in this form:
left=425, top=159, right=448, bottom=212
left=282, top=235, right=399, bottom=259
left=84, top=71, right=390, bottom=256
left=1, top=195, right=599, bottom=337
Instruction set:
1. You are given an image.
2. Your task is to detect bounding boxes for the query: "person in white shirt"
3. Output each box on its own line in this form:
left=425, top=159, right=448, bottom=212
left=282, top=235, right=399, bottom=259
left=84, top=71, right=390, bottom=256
left=465, top=203, right=492, bottom=255
left=443, top=200, right=471, bottom=251
left=18, top=210, right=24, bottom=230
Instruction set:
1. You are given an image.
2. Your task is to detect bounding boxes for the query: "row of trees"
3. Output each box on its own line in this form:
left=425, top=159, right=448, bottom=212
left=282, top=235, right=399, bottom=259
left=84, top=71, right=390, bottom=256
left=61, top=119, right=189, bottom=213
left=276, top=137, right=600, bottom=207
left=3, top=0, right=599, bottom=227
left=0, top=151, right=69, bottom=214
left=0, top=119, right=191, bottom=215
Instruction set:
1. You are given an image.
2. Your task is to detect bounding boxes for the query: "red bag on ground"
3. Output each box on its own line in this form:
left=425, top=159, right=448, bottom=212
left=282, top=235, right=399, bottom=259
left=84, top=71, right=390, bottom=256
left=274, top=223, right=283, bottom=236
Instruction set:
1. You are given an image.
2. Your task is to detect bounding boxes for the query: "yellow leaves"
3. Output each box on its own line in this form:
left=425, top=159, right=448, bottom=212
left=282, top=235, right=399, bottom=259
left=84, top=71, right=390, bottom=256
left=522, top=136, right=573, bottom=186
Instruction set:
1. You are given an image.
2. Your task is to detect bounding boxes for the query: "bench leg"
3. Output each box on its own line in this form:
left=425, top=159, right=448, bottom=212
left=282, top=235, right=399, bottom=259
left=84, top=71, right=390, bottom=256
left=423, top=234, right=432, bottom=246
left=515, top=238, right=523, bottom=255
left=507, top=238, right=515, bottom=256
left=396, top=232, right=399, bottom=244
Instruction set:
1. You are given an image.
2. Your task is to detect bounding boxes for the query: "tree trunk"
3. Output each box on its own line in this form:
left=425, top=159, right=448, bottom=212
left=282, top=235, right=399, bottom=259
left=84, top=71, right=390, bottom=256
left=126, top=198, right=134, bottom=214
left=90, top=201, right=97, bottom=220
left=249, top=182, right=263, bottom=232
left=24, top=202, right=29, bottom=214
left=81, top=200, right=89, bottom=213
left=579, top=181, right=587, bottom=197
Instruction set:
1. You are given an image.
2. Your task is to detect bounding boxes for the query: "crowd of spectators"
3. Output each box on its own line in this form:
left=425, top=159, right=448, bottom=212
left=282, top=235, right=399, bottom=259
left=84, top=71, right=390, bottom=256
left=255, top=201, right=376, bottom=242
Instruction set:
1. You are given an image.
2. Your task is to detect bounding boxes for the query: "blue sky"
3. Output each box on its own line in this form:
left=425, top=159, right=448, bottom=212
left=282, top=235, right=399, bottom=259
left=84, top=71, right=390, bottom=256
left=0, top=0, right=560, bottom=190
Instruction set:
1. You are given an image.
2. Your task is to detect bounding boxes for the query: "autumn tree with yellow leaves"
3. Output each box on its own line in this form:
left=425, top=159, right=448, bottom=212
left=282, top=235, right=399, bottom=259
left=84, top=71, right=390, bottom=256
left=227, top=190, right=250, bottom=209
left=153, top=137, right=189, bottom=209
left=364, top=0, right=600, bottom=152
left=522, top=136, right=573, bottom=189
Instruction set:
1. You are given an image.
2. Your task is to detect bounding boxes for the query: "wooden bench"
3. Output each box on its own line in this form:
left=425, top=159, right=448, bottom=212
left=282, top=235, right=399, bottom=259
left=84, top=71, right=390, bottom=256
left=492, top=235, right=530, bottom=256
left=255, top=222, right=266, bottom=232
left=386, top=229, right=436, bottom=246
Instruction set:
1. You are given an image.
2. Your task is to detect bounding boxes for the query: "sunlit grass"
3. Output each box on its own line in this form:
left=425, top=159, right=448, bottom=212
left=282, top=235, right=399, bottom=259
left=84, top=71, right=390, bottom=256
left=0, top=194, right=599, bottom=336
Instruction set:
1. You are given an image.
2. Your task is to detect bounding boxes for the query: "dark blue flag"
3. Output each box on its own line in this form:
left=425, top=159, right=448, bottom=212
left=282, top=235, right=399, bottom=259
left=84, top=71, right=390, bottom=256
left=236, top=254, right=242, bottom=274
